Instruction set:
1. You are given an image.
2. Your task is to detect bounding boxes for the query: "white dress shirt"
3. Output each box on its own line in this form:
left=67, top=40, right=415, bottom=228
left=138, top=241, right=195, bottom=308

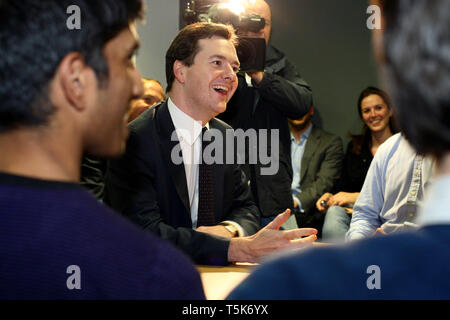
left=168, top=98, right=204, bottom=228
left=167, top=98, right=246, bottom=235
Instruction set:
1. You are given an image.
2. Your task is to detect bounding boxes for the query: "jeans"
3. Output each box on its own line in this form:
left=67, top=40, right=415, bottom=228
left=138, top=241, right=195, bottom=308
left=322, top=205, right=351, bottom=242
left=260, top=214, right=298, bottom=230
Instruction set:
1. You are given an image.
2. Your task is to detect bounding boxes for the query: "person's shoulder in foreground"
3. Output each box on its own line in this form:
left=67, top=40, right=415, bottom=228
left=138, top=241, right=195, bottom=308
left=0, top=172, right=205, bottom=300
left=228, top=223, right=450, bottom=299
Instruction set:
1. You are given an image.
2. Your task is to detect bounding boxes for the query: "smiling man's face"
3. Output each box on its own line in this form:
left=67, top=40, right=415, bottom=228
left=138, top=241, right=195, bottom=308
left=180, top=36, right=240, bottom=123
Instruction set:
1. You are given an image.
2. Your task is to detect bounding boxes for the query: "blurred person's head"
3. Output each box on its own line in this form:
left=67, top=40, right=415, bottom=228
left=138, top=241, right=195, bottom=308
left=0, top=0, right=144, bottom=158
left=357, top=86, right=395, bottom=136
left=288, top=106, right=314, bottom=132
left=375, top=0, right=450, bottom=159
left=241, top=0, right=272, bottom=45
left=128, top=78, right=165, bottom=122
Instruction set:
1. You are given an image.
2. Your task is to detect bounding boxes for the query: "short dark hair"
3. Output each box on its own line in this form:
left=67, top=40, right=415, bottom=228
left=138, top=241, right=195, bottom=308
left=0, top=0, right=144, bottom=132
left=165, top=22, right=237, bottom=93
left=380, top=0, right=450, bottom=158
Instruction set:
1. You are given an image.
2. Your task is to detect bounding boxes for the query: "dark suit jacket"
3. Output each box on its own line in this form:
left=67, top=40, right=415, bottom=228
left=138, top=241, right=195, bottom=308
left=104, top=102, right=260, bottom=265
left=293, top=126, right=344, bottom=229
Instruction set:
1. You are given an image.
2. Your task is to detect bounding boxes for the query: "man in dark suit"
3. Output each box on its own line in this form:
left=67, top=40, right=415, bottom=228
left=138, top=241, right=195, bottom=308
left=287, top=106, right=344, bottom=233
left=104, top=22, right=317, bottom=266
left=228, top=0, right=450, bottom=299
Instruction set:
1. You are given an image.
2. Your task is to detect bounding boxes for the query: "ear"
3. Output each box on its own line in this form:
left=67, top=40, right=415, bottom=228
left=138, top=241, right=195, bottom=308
left=173, top=60, right=186, bottom=85
left=57, top=52, right=94, bottom=111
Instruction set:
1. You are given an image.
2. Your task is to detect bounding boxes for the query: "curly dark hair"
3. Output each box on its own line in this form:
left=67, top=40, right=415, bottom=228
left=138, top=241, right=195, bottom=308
left=379, top=0, right=450, bottom=158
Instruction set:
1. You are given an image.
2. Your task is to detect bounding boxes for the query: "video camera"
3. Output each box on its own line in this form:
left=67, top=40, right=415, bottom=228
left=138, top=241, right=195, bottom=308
left=184, top=0, right=266, bottom=72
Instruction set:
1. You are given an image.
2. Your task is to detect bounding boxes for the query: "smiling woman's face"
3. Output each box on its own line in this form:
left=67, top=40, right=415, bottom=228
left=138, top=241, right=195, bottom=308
left=360, top=94, right=392, bottom=133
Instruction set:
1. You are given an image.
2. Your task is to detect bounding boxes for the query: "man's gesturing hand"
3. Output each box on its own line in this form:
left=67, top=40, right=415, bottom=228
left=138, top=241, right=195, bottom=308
left=228, top=209, right=317, bottom=263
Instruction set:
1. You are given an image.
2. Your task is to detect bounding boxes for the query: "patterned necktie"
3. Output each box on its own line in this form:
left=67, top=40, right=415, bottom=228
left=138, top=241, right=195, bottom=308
left=197, top=127, right=215, bottom=227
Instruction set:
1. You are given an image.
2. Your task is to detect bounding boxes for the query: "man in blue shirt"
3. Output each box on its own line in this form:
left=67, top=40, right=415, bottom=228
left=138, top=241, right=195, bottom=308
left=285, top=106, right=344, bottom=235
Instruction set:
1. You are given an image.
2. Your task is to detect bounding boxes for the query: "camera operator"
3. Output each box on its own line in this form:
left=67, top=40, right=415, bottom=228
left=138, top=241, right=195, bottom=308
left=217, top=0, right=313, bottom=227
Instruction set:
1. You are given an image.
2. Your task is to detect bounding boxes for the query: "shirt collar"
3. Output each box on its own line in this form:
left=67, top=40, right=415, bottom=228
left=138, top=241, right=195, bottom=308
left=290, top=124, right=313, bottom=143
left=168, top=98, right=209, bottom=145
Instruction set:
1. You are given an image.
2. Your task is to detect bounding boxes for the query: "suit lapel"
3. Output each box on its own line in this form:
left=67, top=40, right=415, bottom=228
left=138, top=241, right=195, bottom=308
left=156, top=102, right=191, bottom=215
left=300, top=127, right=320, bottom=182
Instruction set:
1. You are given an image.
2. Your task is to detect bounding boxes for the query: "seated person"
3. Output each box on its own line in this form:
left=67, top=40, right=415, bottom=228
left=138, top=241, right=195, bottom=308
left=217, top=0, right=314, bottom=226
left=228, top=0, right=450, bottom=299
left=287, top=106, right=344, bottom=235
left=104, top=22, right=317, bottom=266
left=318, top=86, right=396, bottom=242
left=0, top=0, right=204, bottom=299
left=128, top=77, right=165, bottom=122
left=346, top=133, right=435, bottom=240
left=80, top=78, right=165, bottom=200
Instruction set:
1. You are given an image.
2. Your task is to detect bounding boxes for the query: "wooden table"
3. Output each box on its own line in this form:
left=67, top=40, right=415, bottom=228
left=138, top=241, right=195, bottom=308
left=196, top=243, right=332, bottom=300
left=196, top=263, right=256, bottom=300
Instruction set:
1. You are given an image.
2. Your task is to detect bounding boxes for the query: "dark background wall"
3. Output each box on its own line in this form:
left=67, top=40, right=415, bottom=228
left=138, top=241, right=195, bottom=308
left=138, top=0, right=380, bottom=146
left=135, top=0, right=179, bottom=91
left=265, top=0, right=380, bottom=145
